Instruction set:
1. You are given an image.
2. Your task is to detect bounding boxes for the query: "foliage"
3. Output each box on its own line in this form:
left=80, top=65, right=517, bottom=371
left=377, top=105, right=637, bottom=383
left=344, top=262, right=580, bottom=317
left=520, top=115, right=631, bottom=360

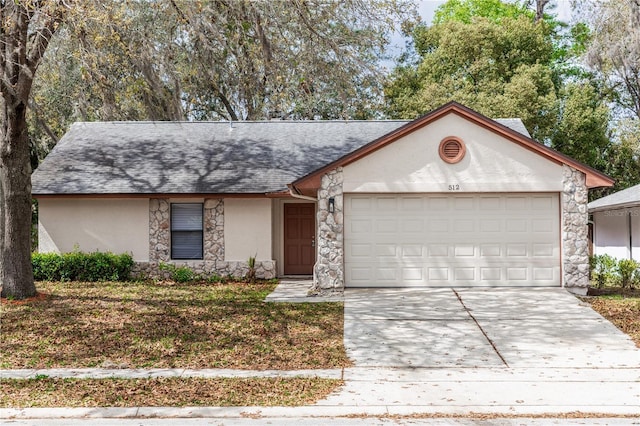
left=432, top=0, right=532, bottom=24
left=385, top=16, right=558, bottom=141
left=158, top=262, right=198, bottom=283
left=27, top=0, right=417, bottom=140
left=157, top=262, right=227, bottom=283
left=246, top=255, right=257, bottom=284
left=590, top=254, right=618, bottom=288
left=550, top=81, right=612, bottom=171
left=31, top=251, right=134, bottom=282
left=590, top=255, right=640, bottom=289
left=617, top=259, right=640, bottom=289
left=582, top=0, right=640, bottom=120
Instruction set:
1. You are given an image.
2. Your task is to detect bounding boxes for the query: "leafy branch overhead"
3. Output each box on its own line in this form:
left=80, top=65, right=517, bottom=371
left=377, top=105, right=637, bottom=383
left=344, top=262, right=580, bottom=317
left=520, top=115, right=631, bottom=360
left=33, top=0, right=418, bottom=125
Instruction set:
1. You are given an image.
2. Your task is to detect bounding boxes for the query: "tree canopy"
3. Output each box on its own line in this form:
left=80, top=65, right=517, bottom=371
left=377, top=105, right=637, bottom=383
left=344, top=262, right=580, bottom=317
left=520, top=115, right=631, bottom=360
left=385, top=15, right=558, bottom=141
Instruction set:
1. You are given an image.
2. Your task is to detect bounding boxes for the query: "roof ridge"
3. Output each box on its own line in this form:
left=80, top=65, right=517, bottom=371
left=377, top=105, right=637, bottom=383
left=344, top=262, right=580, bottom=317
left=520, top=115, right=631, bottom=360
left=73, top=119, right=413, bottom=125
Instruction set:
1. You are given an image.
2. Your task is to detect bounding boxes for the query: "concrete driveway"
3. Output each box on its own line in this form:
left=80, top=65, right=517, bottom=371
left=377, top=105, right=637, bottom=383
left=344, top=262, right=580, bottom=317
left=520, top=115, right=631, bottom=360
left=315, top=287, right=640, bottom=414
left=342, top=287, right=640, bottom=368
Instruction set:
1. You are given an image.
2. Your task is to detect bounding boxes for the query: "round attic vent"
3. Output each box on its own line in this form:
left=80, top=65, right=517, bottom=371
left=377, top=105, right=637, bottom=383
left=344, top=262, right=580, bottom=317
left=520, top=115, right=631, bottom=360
left=438, top=137, right=466, bottom=164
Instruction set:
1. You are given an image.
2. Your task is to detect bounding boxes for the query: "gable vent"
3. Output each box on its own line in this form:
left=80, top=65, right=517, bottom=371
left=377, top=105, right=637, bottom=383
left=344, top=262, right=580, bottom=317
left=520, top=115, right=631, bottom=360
left=439, top=137, right=466, bottom=164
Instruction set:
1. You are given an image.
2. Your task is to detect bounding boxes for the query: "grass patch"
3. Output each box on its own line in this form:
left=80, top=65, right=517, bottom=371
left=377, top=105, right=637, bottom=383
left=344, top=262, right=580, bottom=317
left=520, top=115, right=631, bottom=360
left=0, top=281, right=350, bottom=369
left=0, top=377, right=342, bottom=407
left=586, top=287, right=640, bottom=348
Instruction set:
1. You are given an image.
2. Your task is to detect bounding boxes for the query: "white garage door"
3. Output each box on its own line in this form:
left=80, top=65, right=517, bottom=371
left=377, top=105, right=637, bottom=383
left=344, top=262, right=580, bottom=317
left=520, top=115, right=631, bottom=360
left=344, top=193, right=560, bottom=287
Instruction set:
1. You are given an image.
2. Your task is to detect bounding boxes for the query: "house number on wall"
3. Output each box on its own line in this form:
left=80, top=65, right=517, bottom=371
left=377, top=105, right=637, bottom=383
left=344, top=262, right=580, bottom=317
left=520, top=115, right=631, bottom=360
left=448, top=184, right=461, bottom=191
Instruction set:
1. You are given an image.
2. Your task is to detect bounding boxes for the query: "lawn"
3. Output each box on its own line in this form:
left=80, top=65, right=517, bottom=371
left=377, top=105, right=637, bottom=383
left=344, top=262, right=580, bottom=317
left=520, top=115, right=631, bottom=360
left=0, top=377, right=340, bottom=408
left=0, top=280, right=351, bottom=369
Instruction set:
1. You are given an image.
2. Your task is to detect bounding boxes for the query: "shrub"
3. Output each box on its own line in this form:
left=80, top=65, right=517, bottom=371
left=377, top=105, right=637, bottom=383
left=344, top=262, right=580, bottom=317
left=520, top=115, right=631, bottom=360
left=32, top=251, right=134, bottom=282
left=246, top=255, right=257, bottom=284
left=158, top=262, right=198, bottom=283
left=32, top=252, right=64, bottom=281
left=590, top=254, right=617, bottom=288
left=617, top=259, right=640, bottom=289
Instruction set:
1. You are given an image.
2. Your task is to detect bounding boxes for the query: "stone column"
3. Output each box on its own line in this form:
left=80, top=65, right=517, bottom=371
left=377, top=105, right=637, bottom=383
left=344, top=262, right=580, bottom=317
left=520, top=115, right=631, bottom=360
left=310, top=167, right=344, bottom=294
left=204, top=199, right=224, bottom=262
left=562, top=165, right=589, bottom=294
left=149, top=198, right=170, bottom=262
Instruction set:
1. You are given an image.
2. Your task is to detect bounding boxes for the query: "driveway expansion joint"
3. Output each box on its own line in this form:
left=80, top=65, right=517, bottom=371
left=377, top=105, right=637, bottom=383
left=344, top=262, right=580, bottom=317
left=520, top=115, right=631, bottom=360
left=452, top=289, right=509, bottom=367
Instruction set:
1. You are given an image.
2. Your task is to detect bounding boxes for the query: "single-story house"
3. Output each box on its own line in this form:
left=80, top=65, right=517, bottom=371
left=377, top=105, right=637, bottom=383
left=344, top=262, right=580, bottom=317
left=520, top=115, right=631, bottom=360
left=31, top=102, right=613, bottom=295
left=588, top=183, right=640, bottom=261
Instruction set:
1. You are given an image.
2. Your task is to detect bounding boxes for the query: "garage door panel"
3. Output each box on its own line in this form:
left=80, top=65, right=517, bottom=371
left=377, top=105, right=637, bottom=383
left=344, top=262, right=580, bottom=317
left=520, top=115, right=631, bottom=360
left=345, top=193, right=560, bottom=287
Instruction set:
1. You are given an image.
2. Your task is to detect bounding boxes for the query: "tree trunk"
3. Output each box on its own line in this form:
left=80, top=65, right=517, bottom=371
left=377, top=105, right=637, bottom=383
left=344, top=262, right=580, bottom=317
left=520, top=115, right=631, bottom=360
left=0, top=95, right=36, bottom=299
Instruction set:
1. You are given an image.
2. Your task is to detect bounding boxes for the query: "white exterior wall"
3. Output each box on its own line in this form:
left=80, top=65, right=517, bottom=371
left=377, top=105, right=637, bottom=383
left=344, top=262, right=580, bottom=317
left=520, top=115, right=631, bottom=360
left=593, top=208, right=640, bottom=261
left=38, top=198, right=149, bottom=261
left=224, top=198, right=272, bottom=261
left=343, top=114, right=564, bottom=193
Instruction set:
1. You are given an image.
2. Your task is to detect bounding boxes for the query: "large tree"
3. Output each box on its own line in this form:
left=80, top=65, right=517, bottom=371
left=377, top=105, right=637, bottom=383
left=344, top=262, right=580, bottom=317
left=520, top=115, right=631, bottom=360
left=584, top=0, right=640, bottom=120
left=1, top=1, right=68, bottom=299
left=574, top=0, right=640, bottom=195
left=385, top=15, right=559, bottom=141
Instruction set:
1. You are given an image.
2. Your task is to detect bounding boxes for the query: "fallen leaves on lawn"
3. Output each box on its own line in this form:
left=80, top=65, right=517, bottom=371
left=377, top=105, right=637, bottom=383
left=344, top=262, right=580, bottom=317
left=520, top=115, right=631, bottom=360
left=588, top=297, right=640, bottom=348
left=0, top=281, right=351, bottom=369
left=0, top=377, right=342, bottom=408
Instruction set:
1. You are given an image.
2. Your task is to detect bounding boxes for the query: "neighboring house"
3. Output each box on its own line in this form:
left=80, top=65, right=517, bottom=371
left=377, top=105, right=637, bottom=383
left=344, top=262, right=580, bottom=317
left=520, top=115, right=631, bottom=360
left=588, top=183, right=640, bottom=261
left=31, top=102, right=613, bottom=295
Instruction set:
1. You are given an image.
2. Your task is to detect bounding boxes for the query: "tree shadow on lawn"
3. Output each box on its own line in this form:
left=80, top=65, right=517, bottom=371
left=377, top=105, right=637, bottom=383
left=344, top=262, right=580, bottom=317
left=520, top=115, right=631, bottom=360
left=0, top=282, right=348, bottom=370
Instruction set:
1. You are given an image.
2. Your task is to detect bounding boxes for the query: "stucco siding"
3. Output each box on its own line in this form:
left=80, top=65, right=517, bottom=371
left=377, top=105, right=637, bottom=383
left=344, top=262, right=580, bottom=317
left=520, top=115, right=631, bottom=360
left=342, top=114, right=564, bottom=193
left=38, top=198, right=149, bottom=261
left=224, top=198, right=272, bottom=261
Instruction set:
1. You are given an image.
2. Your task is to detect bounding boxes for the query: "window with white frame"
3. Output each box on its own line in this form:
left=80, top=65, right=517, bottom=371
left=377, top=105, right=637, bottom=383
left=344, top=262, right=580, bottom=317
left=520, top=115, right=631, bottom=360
left=171, top=203, right=203, bottom=259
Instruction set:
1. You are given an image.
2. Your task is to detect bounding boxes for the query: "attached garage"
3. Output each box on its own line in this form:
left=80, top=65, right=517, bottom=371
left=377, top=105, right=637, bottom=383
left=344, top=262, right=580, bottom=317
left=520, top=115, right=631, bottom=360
left=344, top=193, right=560, bottom=287
left=290, top=102, right=613, bottom=295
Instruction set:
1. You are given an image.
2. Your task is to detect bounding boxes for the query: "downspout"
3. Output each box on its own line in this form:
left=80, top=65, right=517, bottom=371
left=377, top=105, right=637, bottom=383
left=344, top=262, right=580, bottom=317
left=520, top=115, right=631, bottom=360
left=287, top=184, right=320, bottom=287
left=629, top=210, right=633, bottom=260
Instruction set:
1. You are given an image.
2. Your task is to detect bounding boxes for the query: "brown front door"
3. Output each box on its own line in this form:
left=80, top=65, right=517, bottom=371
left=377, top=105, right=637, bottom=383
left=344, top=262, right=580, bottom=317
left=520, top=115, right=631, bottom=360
left=284, top=203, right=315, bottom=275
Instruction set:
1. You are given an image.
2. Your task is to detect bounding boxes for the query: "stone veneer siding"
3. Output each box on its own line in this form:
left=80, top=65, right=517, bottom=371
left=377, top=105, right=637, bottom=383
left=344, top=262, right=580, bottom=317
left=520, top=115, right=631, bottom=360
left=561, top=165, right=590, bottom=294
left=133, top=198, right=275, bottom=280
left=310, top=167, right=345, bottom=295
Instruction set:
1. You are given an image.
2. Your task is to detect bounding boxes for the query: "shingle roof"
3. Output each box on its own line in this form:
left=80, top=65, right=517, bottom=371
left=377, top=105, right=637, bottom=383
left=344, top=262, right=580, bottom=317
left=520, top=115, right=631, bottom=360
left=31, top=118, right=531, bottom=195
left=588, top=183, right=640, bottom=211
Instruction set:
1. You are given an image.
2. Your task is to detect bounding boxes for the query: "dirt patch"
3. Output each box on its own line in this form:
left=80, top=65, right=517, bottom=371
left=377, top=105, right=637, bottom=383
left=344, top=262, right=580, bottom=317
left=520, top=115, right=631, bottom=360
left=1, top=292, right=49, bottom=305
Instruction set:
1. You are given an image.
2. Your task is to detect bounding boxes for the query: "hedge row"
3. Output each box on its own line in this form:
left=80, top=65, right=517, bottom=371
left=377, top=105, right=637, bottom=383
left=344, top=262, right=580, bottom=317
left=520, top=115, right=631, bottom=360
left=32, top=252, right=134, bottom=282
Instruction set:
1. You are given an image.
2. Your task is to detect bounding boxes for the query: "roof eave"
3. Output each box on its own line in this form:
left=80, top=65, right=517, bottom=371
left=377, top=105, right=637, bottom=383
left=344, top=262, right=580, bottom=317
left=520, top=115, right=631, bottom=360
left=589, top=201, right=640, bottom=212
